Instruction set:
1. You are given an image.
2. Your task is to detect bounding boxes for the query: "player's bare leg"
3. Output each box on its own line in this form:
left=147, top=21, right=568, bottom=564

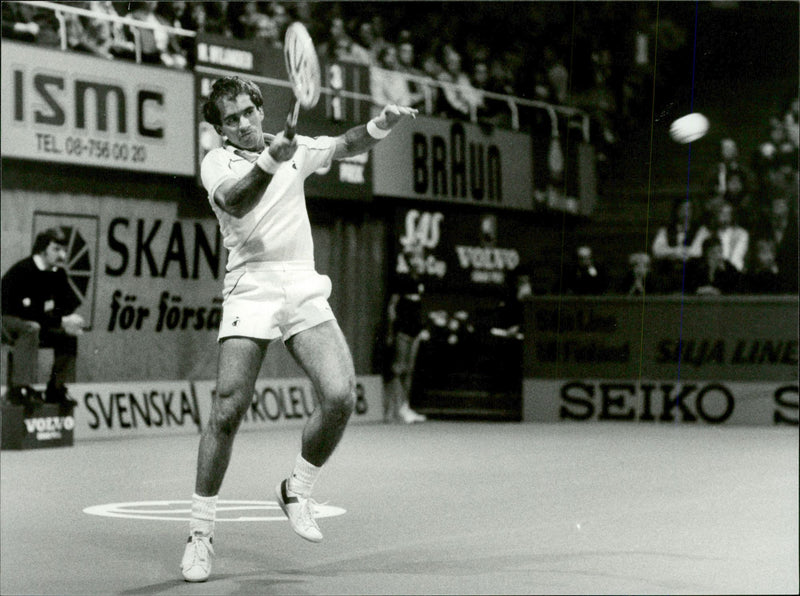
left=287, top=320, right=356, bottom=465
left=182, top=336, right=266, bottom=582
left=275, top=320, right=356, bottom=542
left=196, top=337, right=268, bottom=496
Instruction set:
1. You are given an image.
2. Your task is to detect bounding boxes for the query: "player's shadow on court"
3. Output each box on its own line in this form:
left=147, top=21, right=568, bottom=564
left=118, top=575, right=307, bottom=596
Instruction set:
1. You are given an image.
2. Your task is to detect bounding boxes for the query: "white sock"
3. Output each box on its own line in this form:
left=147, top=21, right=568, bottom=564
left=190, top=493, right=217, bottom=536
left=287, top=454, right=321, bottom=497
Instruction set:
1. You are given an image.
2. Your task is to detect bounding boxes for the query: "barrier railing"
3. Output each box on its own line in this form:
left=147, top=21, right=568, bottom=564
left=14, top=0, right=196, bottom=64
left=374, top=67, right=590, bottom=140
left=9, top=0, right=590, bottom=140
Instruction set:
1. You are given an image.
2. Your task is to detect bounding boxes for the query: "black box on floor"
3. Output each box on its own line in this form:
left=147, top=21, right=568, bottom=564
left=1, top=403, right=75, bottom=449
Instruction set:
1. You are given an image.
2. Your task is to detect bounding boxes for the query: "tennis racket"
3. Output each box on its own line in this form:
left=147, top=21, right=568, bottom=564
left=283, top=22, right=321, bottom=140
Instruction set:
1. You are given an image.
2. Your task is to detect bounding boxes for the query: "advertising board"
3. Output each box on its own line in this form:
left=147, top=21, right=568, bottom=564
left=1, top=41, right=195, bottom=175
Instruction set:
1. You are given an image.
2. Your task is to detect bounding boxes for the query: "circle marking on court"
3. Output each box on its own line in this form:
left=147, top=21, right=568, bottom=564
left=83, top=500, right=346, bottom=522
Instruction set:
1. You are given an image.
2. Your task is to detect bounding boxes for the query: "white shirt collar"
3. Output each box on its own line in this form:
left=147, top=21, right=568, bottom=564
left=32, top=254, right=48, bottom=271
left=32, top=254, right=58, bottom=272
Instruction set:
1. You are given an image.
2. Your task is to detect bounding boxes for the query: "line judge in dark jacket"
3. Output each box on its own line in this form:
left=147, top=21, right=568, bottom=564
left=2, top=228, right=84, bottom=403
left=685, top=236, right=742, bottom=295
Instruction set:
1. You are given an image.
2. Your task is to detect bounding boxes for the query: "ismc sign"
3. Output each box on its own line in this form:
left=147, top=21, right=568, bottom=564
left=1, top=41, right=195, bottom=175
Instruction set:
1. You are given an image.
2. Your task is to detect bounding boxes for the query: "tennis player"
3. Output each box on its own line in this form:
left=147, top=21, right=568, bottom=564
left=181, top=75, right=417, bottom=582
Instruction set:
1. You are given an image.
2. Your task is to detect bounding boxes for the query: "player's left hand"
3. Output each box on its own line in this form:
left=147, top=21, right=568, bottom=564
left=62, top=313, right=85, bottom=336
left=374, top=105, right=418, bottom=131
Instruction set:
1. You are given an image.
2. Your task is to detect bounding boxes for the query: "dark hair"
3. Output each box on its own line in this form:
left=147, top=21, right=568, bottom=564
left=666, top=198, right=698, bottom=247
left=202, top=76, right=263, bottom=127
left=668, top=198, right=693, bottom=227
left=32, top=228, right=67, bottom=254
left=702, top=235, right=722, bottom=255
left=377, top=44, right=396, bottom=66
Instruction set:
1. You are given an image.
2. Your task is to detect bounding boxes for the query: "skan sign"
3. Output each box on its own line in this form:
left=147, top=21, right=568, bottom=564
left=1, top=40, right=194, bottom=174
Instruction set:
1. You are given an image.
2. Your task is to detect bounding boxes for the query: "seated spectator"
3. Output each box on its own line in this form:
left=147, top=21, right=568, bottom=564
left=177, top=2, right=207, bottom=66
left=1, top=229, right=84, bottom=405
left=318, top=16, right=370, bottom=65
left=706, top=137, right=755, bottom=221
left=619, top=252, right=660, bottom=296
left=742, top=238, right=784, bottom=294
left=3, top=2, right=61, bottom=46
left=695, top=199, right=749, bottom=272
left=437, top=45, right=476, bottom=120
left=155, top=1, right=189, bottom=68
left=87, top=1, right=136, bottom=60
left=783, top=95, right=800, bottom=163
left=522, top=66, right=556, bottom=135
left=126, top=1, right=186, bottom=68
left=652, top=198, right=704, bottom=292
left=200, top=1, right=232, bottom=37
left=63, top=2, right=113, bottom=59
left=754, top=118, right=796, bottom=200
left=227, top=0, right=257, bottom=39
left=252, top=14, right=282, bottom=48
left=685, top=236, right=741, bottom=295
left=419, top=53, right=444, bottom=115
left=2, top=1, right=41, bottom=43
left=543, top=46, right=569, bottom=104
left=266, top=2, right=290, bottom=38
left=531, top=66, right=554, bottom=102
left=396, top=36, right=427, bottom=112
left=562, top=245, right=608, bottom=295
left=155, top=1, right=188, bottom=58
left=356, top=19, right=388, bottom=66
left=754, top=195, right=799, bottom=293
left=469, top=58, right=515, bottom=128
left=370, top=45, right=423, bottom=116
left=467, top=60, right=490, bottom=113
left=575, top=48, right=618, bottom=163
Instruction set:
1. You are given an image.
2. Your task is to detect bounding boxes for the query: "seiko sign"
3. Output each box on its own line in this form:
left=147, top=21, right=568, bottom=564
left=523, top=379, right=799, bottom=426
left=560, top=381, right=737, bottom=424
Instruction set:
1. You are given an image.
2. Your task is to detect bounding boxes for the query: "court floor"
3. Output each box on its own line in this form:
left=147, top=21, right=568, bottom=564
left=1, top=421, right=798, bottom=595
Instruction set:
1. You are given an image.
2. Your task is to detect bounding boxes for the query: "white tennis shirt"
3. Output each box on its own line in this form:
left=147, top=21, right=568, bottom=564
left=200, top=135, right=336, bottom=271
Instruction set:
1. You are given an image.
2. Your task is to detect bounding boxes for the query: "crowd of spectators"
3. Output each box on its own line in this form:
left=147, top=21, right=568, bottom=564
left=561, top=93, right=798, bottom=297
left=4, top=1, right=796, bottom=297
left=0, top=2, right=609, bottom=126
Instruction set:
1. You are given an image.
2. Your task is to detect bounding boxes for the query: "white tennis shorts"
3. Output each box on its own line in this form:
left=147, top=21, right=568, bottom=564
left=218, top=261, right=335, bottom=342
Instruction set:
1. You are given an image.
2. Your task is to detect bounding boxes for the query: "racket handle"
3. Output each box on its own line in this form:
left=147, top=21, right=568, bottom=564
left=285, top=100, right=299, bottom=140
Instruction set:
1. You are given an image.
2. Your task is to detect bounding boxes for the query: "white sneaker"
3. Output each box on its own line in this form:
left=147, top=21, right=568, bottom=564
left=275, top=479, right=323, bottom=543
left=399, top=404, right=426, bottom=423
left=181, top=532, right=214, bottom=582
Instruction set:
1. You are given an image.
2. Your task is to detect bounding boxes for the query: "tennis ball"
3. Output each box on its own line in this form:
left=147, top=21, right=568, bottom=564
left=669, top=112, right=708, bottom=144
left=669, top=112, right=710, bottom=144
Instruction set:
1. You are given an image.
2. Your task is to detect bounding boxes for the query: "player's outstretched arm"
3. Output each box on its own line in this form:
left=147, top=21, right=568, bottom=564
left=333, top=105, right=418, bottom=161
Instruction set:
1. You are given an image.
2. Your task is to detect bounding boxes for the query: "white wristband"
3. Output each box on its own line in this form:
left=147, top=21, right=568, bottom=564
left=367, top=119, right=390, bottom=139
left=255, top=149, right=279, bottom=174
